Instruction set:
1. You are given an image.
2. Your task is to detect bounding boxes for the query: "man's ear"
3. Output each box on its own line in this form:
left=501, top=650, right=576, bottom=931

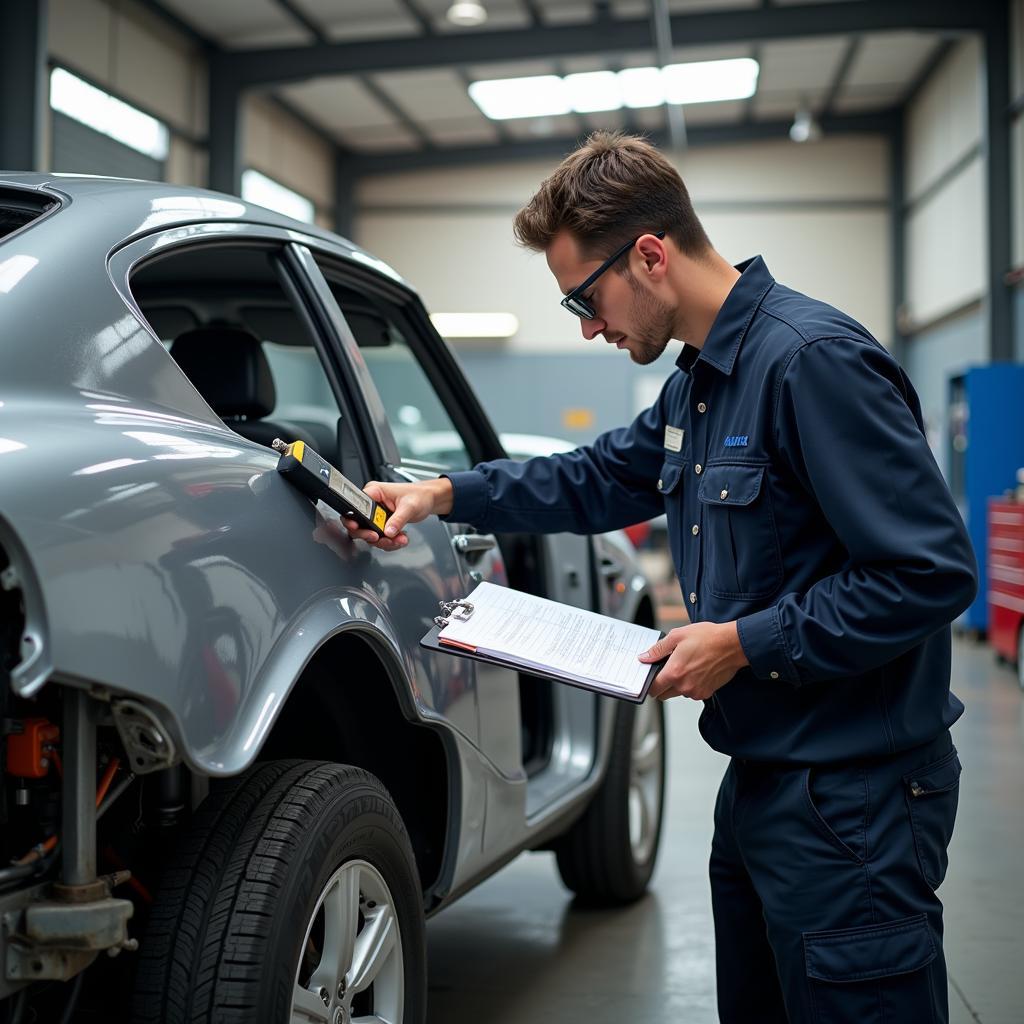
left=635, top=233, right=668, bottom=280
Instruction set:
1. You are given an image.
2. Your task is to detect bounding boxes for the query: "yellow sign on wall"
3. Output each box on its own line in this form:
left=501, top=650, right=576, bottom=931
left=562, top=408, right=595, bottom=430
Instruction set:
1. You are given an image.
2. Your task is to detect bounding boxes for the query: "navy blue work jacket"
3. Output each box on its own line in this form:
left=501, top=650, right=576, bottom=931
left=444, top=256, right=978, bottom=764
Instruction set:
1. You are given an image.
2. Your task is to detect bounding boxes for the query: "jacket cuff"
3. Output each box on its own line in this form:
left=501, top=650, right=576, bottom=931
left=737, top=606, right=798, bottom=685
left=440, top=470, right=490, bottom=526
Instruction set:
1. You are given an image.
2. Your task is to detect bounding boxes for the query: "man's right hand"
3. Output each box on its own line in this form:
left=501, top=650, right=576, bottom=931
left=342, top=477, right=454, bottom=552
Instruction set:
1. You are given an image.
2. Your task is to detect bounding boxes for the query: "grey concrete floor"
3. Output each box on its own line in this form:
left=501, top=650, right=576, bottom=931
left=425, top=615, right=1024, bottom=1021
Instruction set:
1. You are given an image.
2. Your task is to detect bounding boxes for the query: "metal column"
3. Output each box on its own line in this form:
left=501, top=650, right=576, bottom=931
left=62, top=689, right=98, bottom=887
left=0, top=0, right=48, bottom=171
left=983, top=3, right=1014, bottom=362
left=208, top=52, right=243, bottom=196
left=888, top=112, right=907, bottom=367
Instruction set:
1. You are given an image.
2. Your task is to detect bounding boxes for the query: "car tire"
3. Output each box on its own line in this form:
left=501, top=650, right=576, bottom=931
left=131, top=760, right=426, bottom=1024
left=554, top=697, right=666, bottom=906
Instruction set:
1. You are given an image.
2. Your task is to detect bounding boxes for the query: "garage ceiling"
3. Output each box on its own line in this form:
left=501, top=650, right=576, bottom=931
left=151, top=0, right=961, bottom=158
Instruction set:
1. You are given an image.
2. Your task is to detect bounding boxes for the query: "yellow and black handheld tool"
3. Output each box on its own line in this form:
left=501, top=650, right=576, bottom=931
left=272, top=438, right=391, bottom=537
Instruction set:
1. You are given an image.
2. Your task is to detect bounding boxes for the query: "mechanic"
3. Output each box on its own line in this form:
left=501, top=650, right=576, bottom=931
left=342, top=132, right=978, bottom=1023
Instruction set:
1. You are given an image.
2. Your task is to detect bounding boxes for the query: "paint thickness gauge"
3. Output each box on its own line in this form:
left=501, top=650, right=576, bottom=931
left=272, top=438, right=391, bottom=537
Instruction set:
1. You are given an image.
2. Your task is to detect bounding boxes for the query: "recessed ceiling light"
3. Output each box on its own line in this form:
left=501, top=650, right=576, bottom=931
left=468, top=58, right=760, bottom=120
left=468, top=76, right=570, bottom=120
left=446, top=2, right=487, bottom=27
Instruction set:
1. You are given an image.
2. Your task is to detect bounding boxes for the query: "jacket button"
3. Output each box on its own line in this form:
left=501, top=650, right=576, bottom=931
left=657, top=478, right=663, bottom=489
left=697, top=402, right=707, bottom=413
left=695, top=464, right=703, bottom=474
left=720, top=489, right=729, bottom=500
left=691, top=524, right=699, bottom=535
left=770, top=671, right=779, bottom=679
left=689, top=592, right=696, bottom=604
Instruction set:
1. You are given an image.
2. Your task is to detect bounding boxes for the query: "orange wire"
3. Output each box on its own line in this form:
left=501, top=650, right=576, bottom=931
left=13, top=756, right=122, bottom=865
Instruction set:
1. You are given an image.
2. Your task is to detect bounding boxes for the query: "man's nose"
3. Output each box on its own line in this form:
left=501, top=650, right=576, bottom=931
left=580, top=316, right=605, bottom=341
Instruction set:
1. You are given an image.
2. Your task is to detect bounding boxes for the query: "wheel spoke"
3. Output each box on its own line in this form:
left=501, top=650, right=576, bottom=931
left=632, top=729, right=661, bottom=776
left=291, top=982, right=331, bottom=1024
left=348, top=904, right=397, bottom=994
left=311, top=866, right=361, bottom=992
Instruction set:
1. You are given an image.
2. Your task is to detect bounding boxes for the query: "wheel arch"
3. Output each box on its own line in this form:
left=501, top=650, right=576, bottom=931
left=256, top=628, right=452, bottom=895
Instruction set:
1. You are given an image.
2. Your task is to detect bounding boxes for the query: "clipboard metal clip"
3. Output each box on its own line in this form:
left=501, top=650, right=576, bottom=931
left=434, top=599, right=474, bottom=628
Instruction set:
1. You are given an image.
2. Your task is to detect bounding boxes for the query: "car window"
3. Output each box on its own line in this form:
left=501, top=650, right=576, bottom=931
left=313, top=273, right=473, bottom=472
left=130, top=244, right=352, bottom=467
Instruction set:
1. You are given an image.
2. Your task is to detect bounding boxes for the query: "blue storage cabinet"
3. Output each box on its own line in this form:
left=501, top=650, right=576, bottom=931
left=948, top=364, right=1024, bottom=631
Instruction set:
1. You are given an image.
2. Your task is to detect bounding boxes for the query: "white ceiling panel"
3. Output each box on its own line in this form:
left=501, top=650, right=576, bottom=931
left=757, top=37, right=848, bottom=94
left=680, top=99, right=747, bottom=124
left=831, top=87, right=904, bottom=113
left=502, top=114, right=583, bottom=140
left=542, top=2, right=596, bottom=26
left=427, top=118, right=503, bottom=146
left=845, top=33, right=940, bottom=90
left=291, top=0, right=421, bottom=41
left=372, top=69, right=483, bottom=120
left=338, top=125, right=422, bottom=152
left=612, top=0, right=757, bottom=15
left=467, top=59, right=561, bottom=80
left=281, top=77, right=399, bottom=133
left=751, top=88, right=829, bottom=119
left=158, top=0, right=307, bottom=48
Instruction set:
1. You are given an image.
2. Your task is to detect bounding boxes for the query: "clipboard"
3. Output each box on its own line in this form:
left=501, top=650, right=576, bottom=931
left=419, top=591, right=666, bottom=704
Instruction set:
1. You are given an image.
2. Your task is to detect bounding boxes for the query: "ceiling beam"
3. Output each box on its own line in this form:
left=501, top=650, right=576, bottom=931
left=346, top=109, right=899, bottom=177
left=217, top=1, right=984, bottom=88
left=821, top=35, right=862, bottom=116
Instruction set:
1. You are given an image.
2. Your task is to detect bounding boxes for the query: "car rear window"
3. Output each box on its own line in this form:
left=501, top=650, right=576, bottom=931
left=0, top=187, right=58, bottom=243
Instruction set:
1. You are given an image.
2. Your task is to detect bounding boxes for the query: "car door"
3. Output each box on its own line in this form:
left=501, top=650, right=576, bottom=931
left=295, top=247, right=526, bottom=785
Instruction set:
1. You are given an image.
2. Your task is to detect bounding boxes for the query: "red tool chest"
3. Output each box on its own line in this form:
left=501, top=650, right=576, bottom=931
left=987, top=499, right=1024, bottom=668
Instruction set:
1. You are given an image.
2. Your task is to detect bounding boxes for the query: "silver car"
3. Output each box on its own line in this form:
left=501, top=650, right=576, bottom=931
left=0, top=174, right=665, bottom=1024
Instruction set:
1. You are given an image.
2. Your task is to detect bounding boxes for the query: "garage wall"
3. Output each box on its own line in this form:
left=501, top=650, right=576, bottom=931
left=355, top=136, right=890, bottom=442
left=243, top=95, right=336, bottom=229
left=45, top=0, right=333, bottom=218
left=900, top=37, right=988, bottom=476
left=47, top=0, right=207, bottom=184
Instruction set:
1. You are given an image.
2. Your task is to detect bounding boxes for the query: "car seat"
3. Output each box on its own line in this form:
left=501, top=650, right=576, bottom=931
left=170, top=325, right=318, bottom=453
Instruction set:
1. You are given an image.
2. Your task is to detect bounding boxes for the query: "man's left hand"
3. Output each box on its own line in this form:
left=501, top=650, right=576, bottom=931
left=639, top=621, right=749, bottom=701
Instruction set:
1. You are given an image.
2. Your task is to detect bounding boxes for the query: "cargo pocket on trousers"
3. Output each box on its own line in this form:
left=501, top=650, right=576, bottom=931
left=804, top=914, right=936, bottom=1023
left=904, top=747, right=961, bottom=890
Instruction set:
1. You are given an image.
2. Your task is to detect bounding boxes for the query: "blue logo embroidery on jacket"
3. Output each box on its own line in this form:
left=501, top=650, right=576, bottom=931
left=723, top=435, right=749, bottom=447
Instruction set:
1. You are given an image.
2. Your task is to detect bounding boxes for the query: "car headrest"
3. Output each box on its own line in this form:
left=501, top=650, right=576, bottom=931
left=171, top=326, right=275, bottom=419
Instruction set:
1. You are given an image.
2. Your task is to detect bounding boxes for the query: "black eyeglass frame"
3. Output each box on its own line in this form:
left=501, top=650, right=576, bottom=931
left=559, top=230, right=667, bottom=320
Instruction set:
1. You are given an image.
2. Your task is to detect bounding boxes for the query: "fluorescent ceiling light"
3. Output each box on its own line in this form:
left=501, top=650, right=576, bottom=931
left=50, top=67, right=169, bottom=161
left=564, top=71, right=622, bottom=113
left=430, top=313, right=519, bottom=339
left=241, top=169, right=315, bottom=223
left=447, top=1, right=487, bottom=26
left=661, top=58, right=759, bottom=105
left=619, top=67, right=665, bottom=109
left=468, top=76, right=570, bottom=120
left=469, top=58, right=759, bottom=120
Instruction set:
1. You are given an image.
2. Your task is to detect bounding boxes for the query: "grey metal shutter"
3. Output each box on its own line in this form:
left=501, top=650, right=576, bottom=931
left=51, top=111, right=164, bottom=181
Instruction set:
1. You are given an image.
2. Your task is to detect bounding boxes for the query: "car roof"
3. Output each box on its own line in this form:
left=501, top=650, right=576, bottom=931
left=0, top=172, right=405, bottom=285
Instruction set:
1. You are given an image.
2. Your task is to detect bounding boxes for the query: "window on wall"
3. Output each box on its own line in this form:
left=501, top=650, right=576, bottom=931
left=241, top=170, right=315, bottom=224
left=49, top=67, right=168, bottom=180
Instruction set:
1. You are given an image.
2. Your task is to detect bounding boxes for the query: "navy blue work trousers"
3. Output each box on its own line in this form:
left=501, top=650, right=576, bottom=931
left=711, top=730, right=961, bottom=1023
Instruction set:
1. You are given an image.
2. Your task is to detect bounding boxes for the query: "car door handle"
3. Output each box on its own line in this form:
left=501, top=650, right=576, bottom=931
left=452, top=533, right=497, bottom=555
left=600, top=556, right=623, bottom=581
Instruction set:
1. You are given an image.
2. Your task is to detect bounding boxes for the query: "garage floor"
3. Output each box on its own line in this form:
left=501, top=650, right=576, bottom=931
left=425, top=595, right=1024, bottom=1022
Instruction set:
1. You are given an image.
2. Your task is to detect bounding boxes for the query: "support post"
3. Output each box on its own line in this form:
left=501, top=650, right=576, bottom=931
left=889, top=112, right=907, bottom=366
left=0, top=0, right=48, bottom=171
left=62, top=689, right=97, bottom=887
left=983, top=5, right=1013, bottom=361
left=208, top=52, right=243, bottom=196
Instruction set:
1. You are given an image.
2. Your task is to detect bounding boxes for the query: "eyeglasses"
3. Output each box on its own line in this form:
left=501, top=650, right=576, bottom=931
left=560, top=230, right=666, bottom=320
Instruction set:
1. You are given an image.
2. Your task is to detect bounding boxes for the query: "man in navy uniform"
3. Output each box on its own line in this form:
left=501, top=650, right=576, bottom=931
left=342, top=132, right=977, bottom=1023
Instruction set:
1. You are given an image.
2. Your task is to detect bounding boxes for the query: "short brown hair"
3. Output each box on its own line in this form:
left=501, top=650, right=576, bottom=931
left=513, top=131, right=711, bottom=262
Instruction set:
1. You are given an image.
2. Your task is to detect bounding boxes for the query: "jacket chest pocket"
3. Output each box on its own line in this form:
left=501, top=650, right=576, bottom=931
left=657, top=458, right=687, bottom=579
left=698, top=463, right=782, bottom=600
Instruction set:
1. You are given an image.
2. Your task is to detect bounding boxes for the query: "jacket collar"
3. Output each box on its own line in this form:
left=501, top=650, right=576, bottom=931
left=675, top=256, right=775, bottom=375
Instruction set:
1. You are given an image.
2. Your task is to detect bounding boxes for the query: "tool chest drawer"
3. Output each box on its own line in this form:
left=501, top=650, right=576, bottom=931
left=987, top=500, right=1024, bottom=662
